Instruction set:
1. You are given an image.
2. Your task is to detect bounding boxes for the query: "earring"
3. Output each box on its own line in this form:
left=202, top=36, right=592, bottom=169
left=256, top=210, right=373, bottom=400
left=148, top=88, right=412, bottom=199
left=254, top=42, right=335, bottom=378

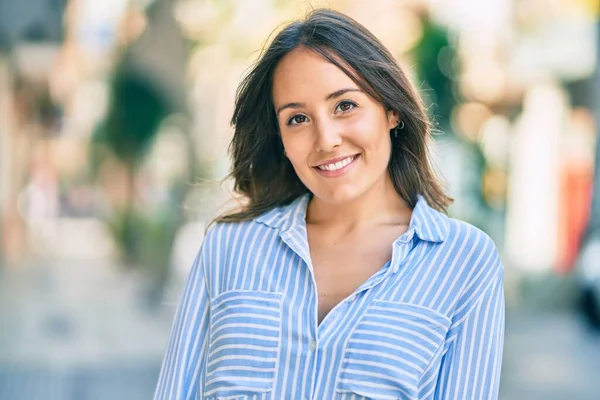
left=393, top=121, right=405, bottom=138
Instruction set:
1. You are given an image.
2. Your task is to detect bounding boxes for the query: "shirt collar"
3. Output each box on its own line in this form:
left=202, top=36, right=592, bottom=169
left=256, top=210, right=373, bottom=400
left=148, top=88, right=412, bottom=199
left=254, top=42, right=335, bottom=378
left=255, top=194, right=311, bottom=232
left=409, top=195, right=450, bottom=243
left=255, top=193, right=449, bottom=243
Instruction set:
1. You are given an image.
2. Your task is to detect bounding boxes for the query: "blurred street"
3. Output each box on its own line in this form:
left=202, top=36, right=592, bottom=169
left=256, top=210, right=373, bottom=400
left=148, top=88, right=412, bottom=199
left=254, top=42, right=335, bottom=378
left=0, top=238, right=176, bottom=399
left=501, top=309, right=600, bottom=400
left=1, top=0, right=600, bottom=399
left=2, top=250, right=600, bottom=399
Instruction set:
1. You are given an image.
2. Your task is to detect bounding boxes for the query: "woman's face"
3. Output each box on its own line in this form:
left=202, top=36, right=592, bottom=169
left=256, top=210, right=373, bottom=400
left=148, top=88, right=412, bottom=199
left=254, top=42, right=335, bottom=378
left=272, top=47, right=398, bottom=205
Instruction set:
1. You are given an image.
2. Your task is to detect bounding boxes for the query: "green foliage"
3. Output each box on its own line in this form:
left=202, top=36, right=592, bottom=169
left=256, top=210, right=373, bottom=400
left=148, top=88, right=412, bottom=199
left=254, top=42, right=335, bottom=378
left=413, top=15, right=458, bottom=128
left=94, top=65, right=171, bottom=167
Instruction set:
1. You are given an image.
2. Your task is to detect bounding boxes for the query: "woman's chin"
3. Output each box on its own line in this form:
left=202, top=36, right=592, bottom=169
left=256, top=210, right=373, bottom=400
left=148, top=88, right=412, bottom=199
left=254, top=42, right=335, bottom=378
left=310, top=185, right=365, bottom=206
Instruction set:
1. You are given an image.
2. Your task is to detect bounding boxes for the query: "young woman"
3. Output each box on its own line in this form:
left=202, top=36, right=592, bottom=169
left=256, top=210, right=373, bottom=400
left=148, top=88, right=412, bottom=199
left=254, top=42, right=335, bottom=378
left=155, top=9, right=504, bottom=400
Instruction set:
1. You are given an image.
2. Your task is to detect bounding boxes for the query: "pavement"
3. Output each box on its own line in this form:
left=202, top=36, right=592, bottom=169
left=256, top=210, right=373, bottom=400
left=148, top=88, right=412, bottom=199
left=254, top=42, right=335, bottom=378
left=0, top=257, right=176, bottom=400
left=1, top=251, right=600, bottom=399
left=500, top=308, right=600, bottom=400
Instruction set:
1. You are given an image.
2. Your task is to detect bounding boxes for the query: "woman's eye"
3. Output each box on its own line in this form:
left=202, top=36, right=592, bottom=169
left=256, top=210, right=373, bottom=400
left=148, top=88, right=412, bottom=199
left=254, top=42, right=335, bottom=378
left=335, top=100, right=357, bottom=113
left=287, top=114, right=308, bottom=125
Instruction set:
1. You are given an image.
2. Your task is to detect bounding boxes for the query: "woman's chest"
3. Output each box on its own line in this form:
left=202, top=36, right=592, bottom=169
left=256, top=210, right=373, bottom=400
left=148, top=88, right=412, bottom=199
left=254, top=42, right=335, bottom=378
left=203, top=287, right=452, bottom=400
left=307, top=225, right=408, bottom=323
left=311, top=245, right=390, bottom=323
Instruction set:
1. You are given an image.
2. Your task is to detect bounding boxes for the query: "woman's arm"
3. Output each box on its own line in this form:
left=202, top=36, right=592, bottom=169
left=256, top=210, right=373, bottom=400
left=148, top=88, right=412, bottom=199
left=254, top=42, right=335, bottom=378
left=154, top=238, right=212, bottom=400
left=433, top=272, right=505, bottom=400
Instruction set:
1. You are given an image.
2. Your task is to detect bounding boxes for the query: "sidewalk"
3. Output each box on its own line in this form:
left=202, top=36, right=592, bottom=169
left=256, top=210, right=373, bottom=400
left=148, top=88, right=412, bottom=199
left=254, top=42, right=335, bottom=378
left=2, top=252, right=600, bottom=399
left=0, top=257, right=177, bottom=400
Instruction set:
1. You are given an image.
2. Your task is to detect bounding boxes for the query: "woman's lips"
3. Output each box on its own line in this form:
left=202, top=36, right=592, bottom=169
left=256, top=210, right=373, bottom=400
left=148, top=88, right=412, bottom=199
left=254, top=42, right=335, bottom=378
left=313, top=154, right=360, bottom=178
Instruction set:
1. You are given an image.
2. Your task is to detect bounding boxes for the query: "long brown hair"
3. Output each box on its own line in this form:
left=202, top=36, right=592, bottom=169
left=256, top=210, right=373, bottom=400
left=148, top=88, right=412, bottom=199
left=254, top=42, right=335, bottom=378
left=216, top=9, right=452, bottom=223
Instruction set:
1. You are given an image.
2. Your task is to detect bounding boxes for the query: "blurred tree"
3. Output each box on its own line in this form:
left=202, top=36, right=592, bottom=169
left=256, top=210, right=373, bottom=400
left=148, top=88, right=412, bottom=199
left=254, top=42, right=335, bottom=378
left=93, top=63, right=171, bottom=266
left=412, top=11, right=459, bottom=130
left=96, top=66, right=169, bottom=166
left=411, top=9, right=492, bottom=230
left=91, top=0, right=195, bottom=308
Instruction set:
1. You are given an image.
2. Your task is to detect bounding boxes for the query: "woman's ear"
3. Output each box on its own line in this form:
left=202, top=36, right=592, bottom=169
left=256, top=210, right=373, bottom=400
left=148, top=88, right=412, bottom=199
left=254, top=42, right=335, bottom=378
left=387, top=110, right=400, bottom=130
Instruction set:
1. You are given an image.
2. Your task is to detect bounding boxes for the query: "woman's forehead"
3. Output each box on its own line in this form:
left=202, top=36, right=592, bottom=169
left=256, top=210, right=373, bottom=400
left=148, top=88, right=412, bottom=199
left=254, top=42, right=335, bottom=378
left=272, top=48, right=362, bottom=102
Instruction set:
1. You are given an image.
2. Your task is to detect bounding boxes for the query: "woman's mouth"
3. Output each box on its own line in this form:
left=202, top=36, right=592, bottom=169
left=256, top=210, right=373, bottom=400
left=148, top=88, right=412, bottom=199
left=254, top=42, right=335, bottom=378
left=313, top=154, right=360, bottom=177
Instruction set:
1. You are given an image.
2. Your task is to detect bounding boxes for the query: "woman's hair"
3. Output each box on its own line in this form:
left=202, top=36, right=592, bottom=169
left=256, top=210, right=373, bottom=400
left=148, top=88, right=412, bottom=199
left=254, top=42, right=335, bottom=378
left=216, top=8, right=452, bottom=223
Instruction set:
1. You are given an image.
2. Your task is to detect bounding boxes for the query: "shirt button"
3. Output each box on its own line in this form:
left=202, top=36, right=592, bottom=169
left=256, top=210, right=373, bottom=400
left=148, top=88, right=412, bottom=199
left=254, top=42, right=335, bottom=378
left=309, top=339, right=317, bottom=351
left=348, top=293, right=358, bottom=303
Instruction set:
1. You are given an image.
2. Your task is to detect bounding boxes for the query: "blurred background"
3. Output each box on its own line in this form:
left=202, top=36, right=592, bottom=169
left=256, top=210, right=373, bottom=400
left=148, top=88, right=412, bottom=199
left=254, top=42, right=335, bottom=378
left=0, top=0, right=599, bottom=399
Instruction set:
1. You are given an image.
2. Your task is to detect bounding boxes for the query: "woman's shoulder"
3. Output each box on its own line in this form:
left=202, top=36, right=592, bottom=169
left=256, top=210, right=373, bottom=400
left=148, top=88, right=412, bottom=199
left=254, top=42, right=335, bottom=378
left=445, top=217, right=501, bottom=257
left=203, top=217, right=273, bottom=246
left=201, top=202, right=295, bottom=247
left=439, top=217, right=504, bottom=282
left=206, top=194, right=309, bottom=239
left=423, top=217, right=504, bottom=318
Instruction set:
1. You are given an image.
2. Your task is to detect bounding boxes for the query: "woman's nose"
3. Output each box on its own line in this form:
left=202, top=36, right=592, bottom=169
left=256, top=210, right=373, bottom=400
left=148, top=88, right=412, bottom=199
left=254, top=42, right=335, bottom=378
left=314, top=118, right=342, bottom=152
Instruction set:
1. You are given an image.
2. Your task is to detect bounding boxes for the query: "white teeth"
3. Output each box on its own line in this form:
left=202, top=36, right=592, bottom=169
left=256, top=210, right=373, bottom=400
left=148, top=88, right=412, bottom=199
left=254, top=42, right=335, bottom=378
left=317, top=155, right=356, bottom=171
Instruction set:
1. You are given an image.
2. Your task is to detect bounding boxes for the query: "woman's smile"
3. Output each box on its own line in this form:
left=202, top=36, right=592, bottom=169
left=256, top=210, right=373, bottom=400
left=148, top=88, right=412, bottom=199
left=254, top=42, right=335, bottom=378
left=313, top=154, right=361, bottom=178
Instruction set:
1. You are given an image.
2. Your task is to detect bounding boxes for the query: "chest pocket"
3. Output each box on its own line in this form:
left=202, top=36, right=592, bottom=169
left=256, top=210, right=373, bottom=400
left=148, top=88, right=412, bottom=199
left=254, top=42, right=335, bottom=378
left=335, top=301, right=451, bottom=400
left=204, top=290, right=282, bottom=399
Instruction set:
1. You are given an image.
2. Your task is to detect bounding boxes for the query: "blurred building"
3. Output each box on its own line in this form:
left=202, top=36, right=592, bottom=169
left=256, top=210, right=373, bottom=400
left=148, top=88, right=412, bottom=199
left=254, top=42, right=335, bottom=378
left=0, top=1, right=600, bottom=398
left=0, top=0, right=68, bottom=264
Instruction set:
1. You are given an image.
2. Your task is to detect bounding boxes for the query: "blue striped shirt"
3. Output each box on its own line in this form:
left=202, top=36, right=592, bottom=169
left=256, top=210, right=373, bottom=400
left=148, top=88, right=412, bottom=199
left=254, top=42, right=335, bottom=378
left=154, top=194, right=505, bottom=400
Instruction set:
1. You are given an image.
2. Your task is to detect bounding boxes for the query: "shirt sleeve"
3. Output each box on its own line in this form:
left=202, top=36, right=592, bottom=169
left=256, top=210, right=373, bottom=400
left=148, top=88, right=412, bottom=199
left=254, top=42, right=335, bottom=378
left=433, top=272, right=505, bottom=400
left=154, top=238, right=212, bottom=400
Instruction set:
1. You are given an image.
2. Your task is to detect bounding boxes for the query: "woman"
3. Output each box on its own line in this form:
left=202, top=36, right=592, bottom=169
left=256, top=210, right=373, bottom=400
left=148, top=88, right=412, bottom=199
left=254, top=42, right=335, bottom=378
left=155, top=9, right=504, bottom=400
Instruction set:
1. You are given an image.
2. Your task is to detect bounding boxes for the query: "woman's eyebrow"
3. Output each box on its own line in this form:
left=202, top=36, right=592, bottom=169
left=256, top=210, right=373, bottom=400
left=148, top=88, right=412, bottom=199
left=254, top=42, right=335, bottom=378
left=276, top=102, right=304, bottom=116
left=325, top=88, right=362, bottom=100
left=275, top=88, right=362, bottom=116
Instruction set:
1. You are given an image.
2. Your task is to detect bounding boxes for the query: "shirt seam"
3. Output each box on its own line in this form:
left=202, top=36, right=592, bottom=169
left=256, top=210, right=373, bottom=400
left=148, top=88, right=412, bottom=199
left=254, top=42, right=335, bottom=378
left=372, top=300, right=452, bottom=325
left=416, top=269, right=503, bottom=393
left=445, top=267, right=503, bottom=344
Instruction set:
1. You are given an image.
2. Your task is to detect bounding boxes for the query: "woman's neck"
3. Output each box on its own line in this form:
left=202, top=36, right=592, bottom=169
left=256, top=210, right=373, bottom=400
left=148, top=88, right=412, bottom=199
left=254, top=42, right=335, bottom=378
left=306, top=175, right=413, bottom=233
